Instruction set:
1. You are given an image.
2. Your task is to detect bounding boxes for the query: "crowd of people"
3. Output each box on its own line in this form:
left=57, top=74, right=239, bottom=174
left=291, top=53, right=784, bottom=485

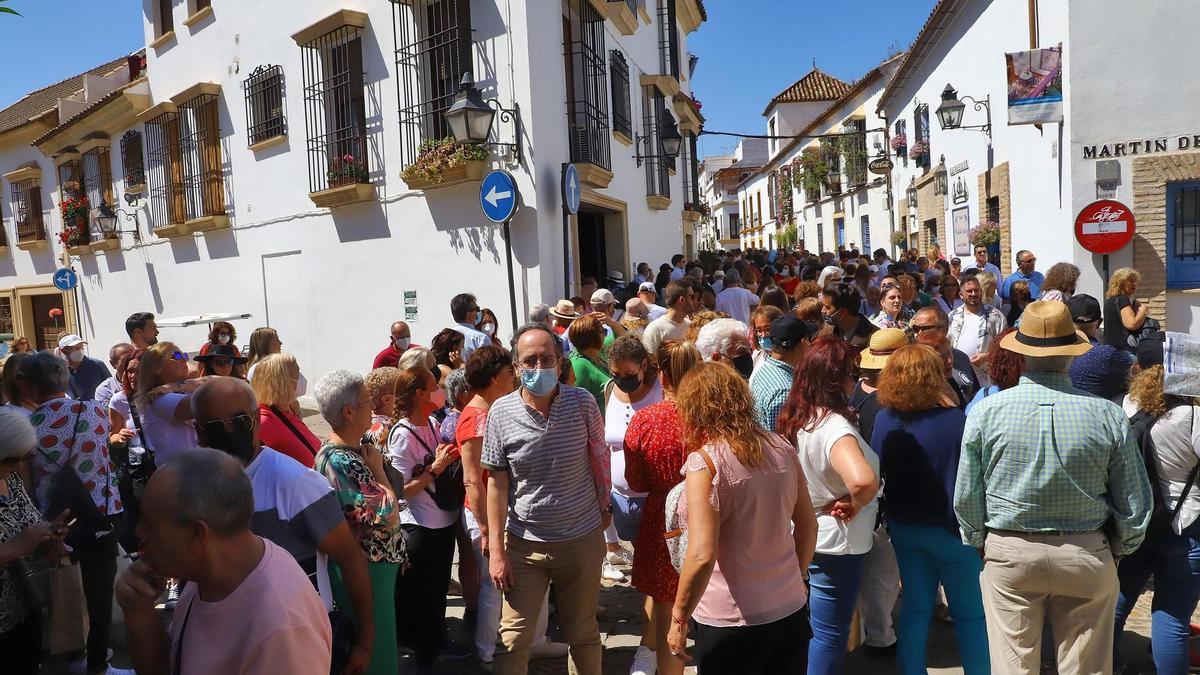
left=0, top=242, right=1189, bottom=675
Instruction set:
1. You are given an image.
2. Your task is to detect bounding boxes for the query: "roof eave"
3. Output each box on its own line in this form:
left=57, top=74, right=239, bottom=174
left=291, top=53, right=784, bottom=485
left=875, top=0, right=965, bottom=116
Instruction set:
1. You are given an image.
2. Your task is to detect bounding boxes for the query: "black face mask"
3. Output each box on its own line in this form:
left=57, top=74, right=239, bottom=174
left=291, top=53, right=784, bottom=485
left=202, top=427, right=257, bottom=464
left=731, top=353, right=754, bottom=380
left=614, top=372, right=642, bottom=393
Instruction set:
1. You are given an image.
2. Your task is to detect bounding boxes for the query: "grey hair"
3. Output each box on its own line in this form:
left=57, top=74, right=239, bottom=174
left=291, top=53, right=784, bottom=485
left=444, top=368, right=471, bottom=409
left=0, top=409, right=35, bottom=460
left=510, top=323, right=564, bottom=358
left=696, top=318, right=750, bottom=360
left=529, top=303, right=551, bottom=326
left=20, top=352, right=69, bottom=397
left=397, top=347, right=435, bottom=371
left=166, top=448, right=253, bottom=536
left=315, top=369, right=364, bottom=427
left=108, top=343, right=134, bottom=367
left=1023, top=355, right=1075, bottom=373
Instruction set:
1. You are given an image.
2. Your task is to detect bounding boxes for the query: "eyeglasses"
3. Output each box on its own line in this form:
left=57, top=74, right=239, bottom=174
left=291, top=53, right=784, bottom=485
left=909, top=323, right=942, bottom=333
left=171, top=351, right=189, bottom=362
left=197, top=413, right=255, bottom=437
left=212, top=358, right=233, bottom=368
left=517, top=357, right=559, bottom=369
left=1018, top=257, right=1036, bottom=264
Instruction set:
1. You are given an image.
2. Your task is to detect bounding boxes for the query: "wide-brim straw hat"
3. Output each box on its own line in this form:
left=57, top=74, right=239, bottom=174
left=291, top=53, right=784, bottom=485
left=548, top=299, right=579, bottom=321
left=1000, top=300, right=1093, bottom=357
left=860, top=327, right=908, bottom=370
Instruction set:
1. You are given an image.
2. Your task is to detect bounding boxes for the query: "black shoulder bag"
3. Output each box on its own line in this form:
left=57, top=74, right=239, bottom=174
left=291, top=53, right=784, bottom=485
left=397, top=420, right=465, bottom=512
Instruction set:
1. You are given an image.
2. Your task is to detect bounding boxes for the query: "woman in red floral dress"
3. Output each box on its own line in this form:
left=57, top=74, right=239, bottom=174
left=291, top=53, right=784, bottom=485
left=624, top=339, right=702, bottom=675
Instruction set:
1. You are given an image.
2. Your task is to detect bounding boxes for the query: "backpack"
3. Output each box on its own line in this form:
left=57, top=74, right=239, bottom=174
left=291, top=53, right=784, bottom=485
left=663, top=449, right=715, bottom=573
left=1130, top=397, right=1196, bottom=544
left=390, top=420, right=466, bottom=512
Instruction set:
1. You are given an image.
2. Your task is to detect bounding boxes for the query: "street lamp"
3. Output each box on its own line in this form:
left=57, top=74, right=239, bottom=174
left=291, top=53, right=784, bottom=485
left=95, top=195, right=142, bottom=242
left=635, top=115, right=683, bottom=166
left=442, top=73, right=523, bottom=162
left=935, top=83, right=991, bottom=139
left=906, top=178, right=918, bottom=209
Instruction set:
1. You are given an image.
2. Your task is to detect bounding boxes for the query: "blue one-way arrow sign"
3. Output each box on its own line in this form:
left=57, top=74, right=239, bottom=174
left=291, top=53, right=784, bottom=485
left=480, top=170, right=519, bottom=223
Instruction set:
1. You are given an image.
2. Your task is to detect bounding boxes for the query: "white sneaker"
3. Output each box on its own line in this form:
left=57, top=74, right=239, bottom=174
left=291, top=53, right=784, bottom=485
left=606, top=549, right=634, bottom=566
left=530, top=640, right=570, bottom=659
left=602, top=560, right=627, bottom=581
left=629, top=645, right=656, bottom=675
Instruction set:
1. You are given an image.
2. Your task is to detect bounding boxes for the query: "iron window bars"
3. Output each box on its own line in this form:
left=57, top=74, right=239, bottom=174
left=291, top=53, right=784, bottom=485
left=10, top=178, right=44, bottom=242
left=566, top=0, right=611, bottom=170
left=178, top=93, right=226, bottom=220
left=120, top=130, right=145, bottom=187
left=392, top=0, right=473, bottom=168
left=244, top=65, right=287, bottom=146
left=643, top=87, right=670, bottom=199
left=301, top=25, right=369, bottom=194
left=610, top=50, right=632, bottom=138
left=1174, top=185, right=1200, bottom=259
left=82, top=147, right=114, bottom=240
left=145, top=109, right=185, bottom=228
left=843, top=118, right=868, bottom=186
left=682, top=132, right=699, bottom=208
left=657, top=0, right=680, bottom=80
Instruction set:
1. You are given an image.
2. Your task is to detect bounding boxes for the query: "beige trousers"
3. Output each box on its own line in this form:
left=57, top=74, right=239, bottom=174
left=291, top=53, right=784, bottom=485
left=981, top=530, right=1118, bottom=675
left=493, top=527, right=606, bottom=675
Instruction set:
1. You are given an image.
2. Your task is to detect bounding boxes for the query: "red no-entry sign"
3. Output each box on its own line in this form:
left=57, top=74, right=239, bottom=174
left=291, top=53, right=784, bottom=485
left=1075, top=199, right=1135, bottom=254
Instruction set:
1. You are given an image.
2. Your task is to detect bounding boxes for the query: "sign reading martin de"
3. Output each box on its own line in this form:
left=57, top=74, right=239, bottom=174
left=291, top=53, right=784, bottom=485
left=480, top=170, right=519, bottom=223
left=1082, top=134, right=1200, bottom=160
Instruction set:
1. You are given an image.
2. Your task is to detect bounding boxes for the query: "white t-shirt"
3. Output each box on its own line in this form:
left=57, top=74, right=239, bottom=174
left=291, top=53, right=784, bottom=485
left=604, top=379, right=663, bottom=497
left=715, top=286, right=760, bottom=324
left=954, top=312, right=985, bottom=358
left=142, top=391, right=199, bottom=466
left=795, top=411, right=880, bottom=555
left=388, top=417, right=459, bottom=530
left=642, top=315, right=687, bottom=356
left=109, top=390, right=134, bottom=430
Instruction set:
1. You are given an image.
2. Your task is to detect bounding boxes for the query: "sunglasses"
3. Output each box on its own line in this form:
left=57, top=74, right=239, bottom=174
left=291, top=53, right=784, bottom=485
left=910, top=324, right=942, bottom=333
left=197, top=413, right=254, bottom=437
left=171, top=351, right=189, bottom=362
left=212, top=358, right=234, bottom=368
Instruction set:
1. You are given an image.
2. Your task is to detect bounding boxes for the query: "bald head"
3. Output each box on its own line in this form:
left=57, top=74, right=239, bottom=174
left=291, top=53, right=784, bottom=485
left=154, top=448, right=254, bottom=537
left=912, top=306, right=949, bottom=336
left=390, top=321, right=411, bottom=340
left=192, top=377, right=257, bottom=422
left=109, top=343, right=135, bottom=369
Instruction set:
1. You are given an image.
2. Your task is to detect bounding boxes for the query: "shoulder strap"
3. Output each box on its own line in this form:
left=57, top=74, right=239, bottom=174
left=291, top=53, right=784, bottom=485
left=604, top=379, right=617, bottom=406
left=269, top=405, right=317, bottom=454
left=694, top=448, right=715, bottom=475
left=396, top=420, right=435, bottom=454
left=127, top=398, right=151, bottom=452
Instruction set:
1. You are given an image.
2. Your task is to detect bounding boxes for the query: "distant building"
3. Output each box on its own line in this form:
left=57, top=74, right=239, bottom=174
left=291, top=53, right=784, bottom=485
left=698, top=138, right=766, bottom=251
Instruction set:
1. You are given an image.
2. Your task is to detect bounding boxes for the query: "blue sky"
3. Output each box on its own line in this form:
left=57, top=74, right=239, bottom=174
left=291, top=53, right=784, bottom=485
left=0, top=0, right=144, bottom=110
left=690, top=0, right=936, bottom=159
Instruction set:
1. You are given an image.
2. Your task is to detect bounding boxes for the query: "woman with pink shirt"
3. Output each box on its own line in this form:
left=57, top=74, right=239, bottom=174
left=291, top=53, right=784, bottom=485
left=666, top=361, right=818, bottom=672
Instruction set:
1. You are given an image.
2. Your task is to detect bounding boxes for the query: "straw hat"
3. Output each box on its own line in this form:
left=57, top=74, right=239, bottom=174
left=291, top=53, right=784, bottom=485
left=999, top=300, right=1092, bottom=357
left=548, top=299, right=579, bottom=321
left=859, top=328, right=909, bottom=370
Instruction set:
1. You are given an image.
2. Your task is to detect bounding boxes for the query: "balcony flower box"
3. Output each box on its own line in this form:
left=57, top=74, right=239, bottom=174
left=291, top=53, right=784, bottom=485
left=402, top=138, right=490, bottom=190
left=327, top=154, right=370, bottom=188
left=890, top=133, right=907, bottom=157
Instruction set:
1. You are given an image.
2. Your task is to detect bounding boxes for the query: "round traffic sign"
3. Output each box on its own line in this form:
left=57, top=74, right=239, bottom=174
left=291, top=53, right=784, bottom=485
left=1074, top=199, right=1135, bottom=255
left=480, top=170, right=519, bottom=223
left=52, top=267, right=78, bottom=291
left=562, top=163, right=581, bottom=215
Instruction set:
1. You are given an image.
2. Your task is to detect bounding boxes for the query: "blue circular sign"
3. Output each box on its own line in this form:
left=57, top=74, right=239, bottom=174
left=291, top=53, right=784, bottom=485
left=53, top=267, right=78, bottom=291
left=480, top=170, right=519, bottom=224
left=562, top=163, right=581, bottom=215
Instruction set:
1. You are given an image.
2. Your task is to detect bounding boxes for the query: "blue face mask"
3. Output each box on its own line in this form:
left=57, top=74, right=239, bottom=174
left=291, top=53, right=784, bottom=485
left=474, top=311, right=483, bottom=327
left=758, top=336, right=773, bottom=351
left=519, top=367, right=559, bottom=397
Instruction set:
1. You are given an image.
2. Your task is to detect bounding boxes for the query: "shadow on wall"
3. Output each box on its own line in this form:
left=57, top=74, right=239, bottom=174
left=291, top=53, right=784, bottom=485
left=202, top=228, right=240, bottom=260
left=426, top=184, right=504, bottom=265
left=331, top=200, right=390, bottom=243
left=168, top=234, right=201, bottom=265
left=144, top=262, right=165, bottom=314
left=362, top=21, right=390, bottom=195
left=1131, top=232, right=1167, bottom=319
left=29, top=245, right=58, bottom=276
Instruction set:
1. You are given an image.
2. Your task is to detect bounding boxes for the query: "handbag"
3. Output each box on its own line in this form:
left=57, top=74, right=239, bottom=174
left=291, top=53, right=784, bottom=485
left=663, top=449, right=715, bottom=573
left=10, top=556, right=49, bottom=614
left=47, top=560, right=89, bottom=655
left=392, top=421, right=465, bottom=512
left=328, top=608, right=359, bottom=675
left=34, top=402, right=107, bottom=550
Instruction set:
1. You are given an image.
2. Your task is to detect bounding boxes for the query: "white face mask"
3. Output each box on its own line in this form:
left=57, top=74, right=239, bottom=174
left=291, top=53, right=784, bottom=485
left=294, top=372, right=308, bottom=398
left=217, top=334, right=231, bottom=344
left=68, top=350, right=85, bottom=364
left=394, top=337, right=411, bottom=351
left=482, top=323, right=496, bottom=336
left=430, top=388, right=447, bottom=409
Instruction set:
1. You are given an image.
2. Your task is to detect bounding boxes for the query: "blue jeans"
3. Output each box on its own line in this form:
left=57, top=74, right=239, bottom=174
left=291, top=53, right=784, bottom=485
left=807, top=552, right=866, bottom=674
left=888, top=521, right=990, bottom=675
left=1114, top=520, right=1200, bottom=674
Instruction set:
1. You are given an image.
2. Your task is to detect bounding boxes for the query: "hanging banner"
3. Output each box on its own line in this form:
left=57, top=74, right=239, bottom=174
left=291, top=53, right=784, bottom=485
left=1006, top=43, right=1064, bottom=125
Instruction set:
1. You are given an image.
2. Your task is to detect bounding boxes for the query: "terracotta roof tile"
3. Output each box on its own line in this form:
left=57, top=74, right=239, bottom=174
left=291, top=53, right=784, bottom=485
left=763, top=69, right=851, bottom=114
left=0, top=53, right=133, bottom=136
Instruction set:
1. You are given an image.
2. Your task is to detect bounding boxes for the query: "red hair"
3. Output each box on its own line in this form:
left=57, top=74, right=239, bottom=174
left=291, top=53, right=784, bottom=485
left=987, top=328, right=1025, bottom=390
left=777, top=336, right=859, bottom=437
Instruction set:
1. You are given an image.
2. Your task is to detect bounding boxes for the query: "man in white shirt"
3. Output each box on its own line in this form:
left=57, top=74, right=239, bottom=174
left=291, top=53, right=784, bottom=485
left=714, top=268, right=760, bottom=324
left=711, top=269, right=726, bottom=294
left=638, top=283, right=667, bottom=321
left=962, top=244, right=1002, bottom=280
left=450, top=292, right=491, bottom=361
left=668, top=254, right=686, bottom=281
left=947, top=276, right=1007, bottom=386
left=642, top=281, right=694, bottom=356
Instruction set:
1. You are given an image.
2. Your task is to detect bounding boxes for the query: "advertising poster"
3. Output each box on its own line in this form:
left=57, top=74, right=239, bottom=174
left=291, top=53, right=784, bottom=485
left=1006, top=43, right=1064, bottom=125
left=952, top=207, right=972, bottom=256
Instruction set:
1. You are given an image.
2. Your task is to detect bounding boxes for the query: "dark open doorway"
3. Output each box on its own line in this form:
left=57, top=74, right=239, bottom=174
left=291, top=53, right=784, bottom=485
left=577, top=209, right=607, bottom=286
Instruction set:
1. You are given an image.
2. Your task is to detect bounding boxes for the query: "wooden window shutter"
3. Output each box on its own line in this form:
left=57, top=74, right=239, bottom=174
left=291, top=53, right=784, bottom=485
left=348, top=37, right=367, bottom=165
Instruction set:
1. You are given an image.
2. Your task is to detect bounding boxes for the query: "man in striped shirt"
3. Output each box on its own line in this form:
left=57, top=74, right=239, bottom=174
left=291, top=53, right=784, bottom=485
left=749, top=315, right=812, bottom=432
left=482, top=324, right=610, bottom=675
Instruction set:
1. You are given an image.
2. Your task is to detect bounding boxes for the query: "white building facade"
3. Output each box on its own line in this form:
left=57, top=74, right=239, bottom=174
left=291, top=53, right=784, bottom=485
left=697, top=137, right=765, bottom=251
left=878, top=0, right=1200, bottom=332
left=0, top=0, right=706, bottom=381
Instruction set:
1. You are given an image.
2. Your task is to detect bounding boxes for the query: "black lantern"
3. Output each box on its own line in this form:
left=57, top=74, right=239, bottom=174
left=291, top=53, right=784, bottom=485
left=906, top=180, right=918, bottom=209
left=95, top=198, right=141, bottom=242
left=659, top=121, right=683, bottom=160
left=635, top=114, right=683, bottom=166
left=444, top=74, right=496, bottom=145
left=935, top=84, right=966, bottom=130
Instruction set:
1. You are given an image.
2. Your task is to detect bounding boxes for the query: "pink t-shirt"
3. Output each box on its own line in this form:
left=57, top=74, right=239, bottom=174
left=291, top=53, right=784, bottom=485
left=169, top=538, right=332, bottom=675
left=682, top=433, right=808, bottom=627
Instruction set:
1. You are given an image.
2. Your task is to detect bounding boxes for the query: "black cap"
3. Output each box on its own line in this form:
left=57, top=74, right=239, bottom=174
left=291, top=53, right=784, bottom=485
left=770, top=315, right=813, bottom=350
left=1066, top=294, right=1102, bottom=324
left=1137, top=331, right=1165, bottom=369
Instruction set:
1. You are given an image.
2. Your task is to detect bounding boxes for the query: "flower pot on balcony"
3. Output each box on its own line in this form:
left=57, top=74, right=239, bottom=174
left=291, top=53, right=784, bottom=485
left=403, top=159, right=488, bottom=190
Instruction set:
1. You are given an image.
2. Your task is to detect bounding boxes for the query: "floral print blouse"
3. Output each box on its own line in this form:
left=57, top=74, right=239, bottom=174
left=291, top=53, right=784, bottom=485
left=0, top=475, right=47, bottom=633
left=315, top=442, right=405, bottom=564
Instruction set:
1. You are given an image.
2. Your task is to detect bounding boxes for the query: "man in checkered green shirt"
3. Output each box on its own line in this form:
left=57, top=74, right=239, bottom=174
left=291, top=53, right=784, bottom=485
left=952, top=300, right=1152, bottom=674
left=749, top=315, right=811, bottom=432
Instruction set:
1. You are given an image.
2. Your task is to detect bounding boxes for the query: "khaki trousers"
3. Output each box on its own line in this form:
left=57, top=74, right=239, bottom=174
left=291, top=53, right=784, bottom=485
left=981, top=530, right=1118, bottom=675
left=493, top=527, right=606, bottom=675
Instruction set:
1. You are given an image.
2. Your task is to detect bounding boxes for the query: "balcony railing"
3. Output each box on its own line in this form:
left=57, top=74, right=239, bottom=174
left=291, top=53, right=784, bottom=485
left=10, top=178, right=44, bottom=243
left=567, top=0, right=611, bottom=171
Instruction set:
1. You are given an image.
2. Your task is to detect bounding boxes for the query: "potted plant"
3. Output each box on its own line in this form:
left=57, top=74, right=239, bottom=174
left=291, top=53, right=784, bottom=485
left=59, top=194, right=90, bottom=247
left=326, top=154, right=369, bottom=188
left=908, top=139, right=929, bottom=165
left=401, top=138, right=490, bottom=188
left=891, top=229, right=909, bottom=249
left=970, top=219, right=1002, bottom=261
left=891, top=133, right=908, bottom=157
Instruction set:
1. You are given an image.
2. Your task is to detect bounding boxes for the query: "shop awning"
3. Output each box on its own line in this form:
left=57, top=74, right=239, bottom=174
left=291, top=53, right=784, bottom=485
left=155, top=313, right=253, bottom=328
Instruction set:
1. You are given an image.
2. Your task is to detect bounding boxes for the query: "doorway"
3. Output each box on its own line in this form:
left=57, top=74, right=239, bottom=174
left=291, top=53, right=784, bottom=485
left=577, top=210, right=608, bottom=288
left=30, top=294, right=65, bottom=350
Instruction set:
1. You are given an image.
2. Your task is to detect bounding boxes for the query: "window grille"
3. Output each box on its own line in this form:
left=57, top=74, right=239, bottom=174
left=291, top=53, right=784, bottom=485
left=767, top=171, right=777, bottom=220
left=145, top=110, right=185, bottom=227
left=82, top=147, right=113, bottom=239
left=913, top=104, right=930, bottom=169
left=158, top=0, right=173, bottom=35
left=1174, top=185, right=1200, bottom=259
left=643, top=87, right=669, bottom=198
left=566, top=0, right=611, bottom=169
left=986, top=196, right=1000, bottom=224
left=120, top=130, right=145, bottom=186
left=861, top=214, right=871, bottom=252
left=843, top=119, right=867, bottom=186
left=300, top=26, right=369, bottom=193
left=682, top=132, right=699, bottom=207
left=610, top=50, right=632, bottom=138
left=657, top=0, right=679, bottom=80
left=178, top=93, right=225, bottom=219
left=822, top=138, right=841, bottom=196
left=244, top=65, right=287, bottom=146
left=728, top=213, right=739, bottom=240
left=10, top=178, right=44, bottom=242
left=392, top=0, right=473, bottom=167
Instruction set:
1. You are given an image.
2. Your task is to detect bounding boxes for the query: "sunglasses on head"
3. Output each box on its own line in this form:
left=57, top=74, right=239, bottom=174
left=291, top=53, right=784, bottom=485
left=197, top=413, right=255, bottom=437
